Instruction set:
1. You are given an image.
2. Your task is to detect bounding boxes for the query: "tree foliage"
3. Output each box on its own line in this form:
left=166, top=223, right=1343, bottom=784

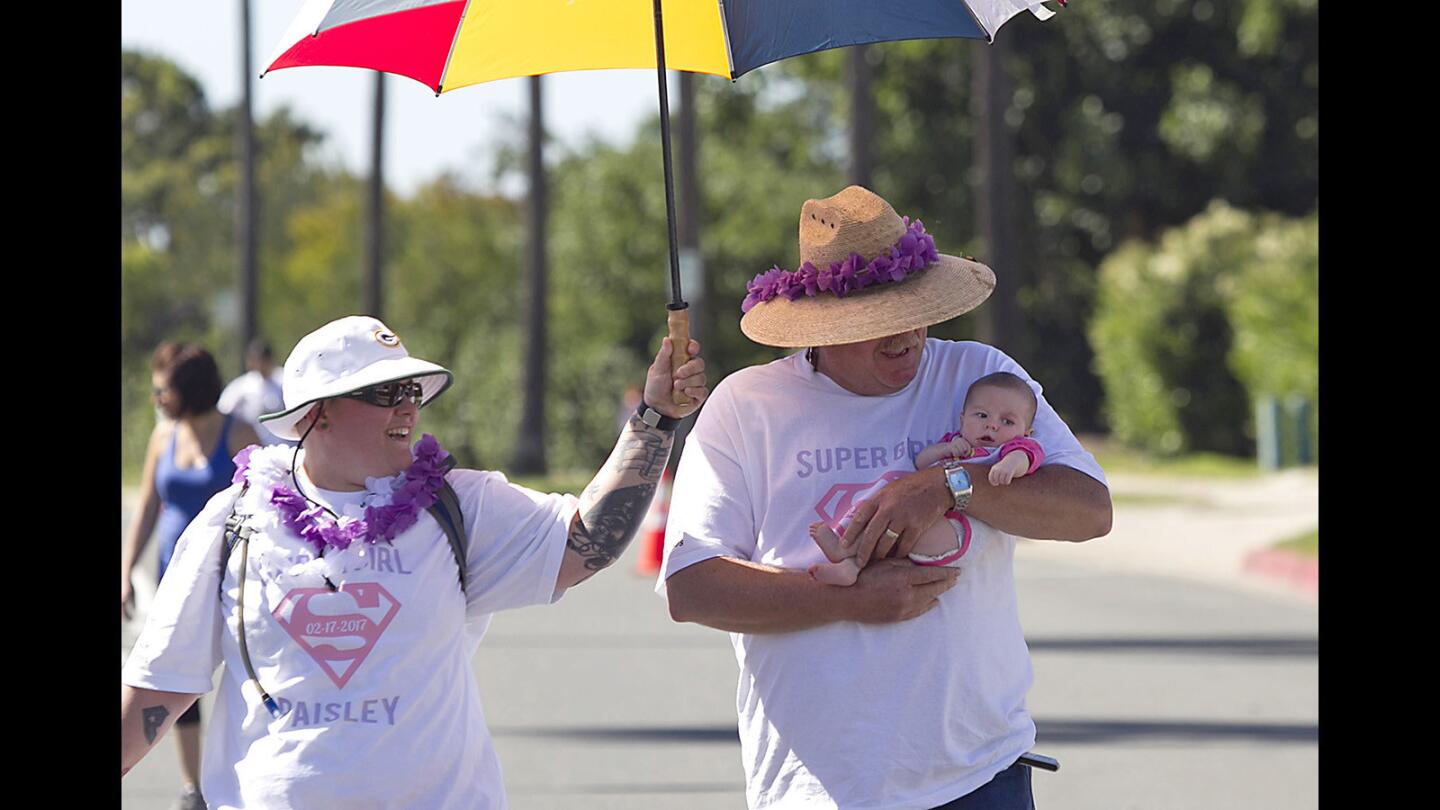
left=767, top=0, right=1317, bottom=430
left=1089, top=202, right=1316, bottom=457
left=122, top=51, right=338, bottom=473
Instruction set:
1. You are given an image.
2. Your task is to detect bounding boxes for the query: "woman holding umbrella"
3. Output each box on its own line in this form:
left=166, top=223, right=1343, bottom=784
left=120, top=315, right=706, bottom=808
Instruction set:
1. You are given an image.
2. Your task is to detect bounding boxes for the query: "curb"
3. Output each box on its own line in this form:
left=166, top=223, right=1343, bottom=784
left=1242, top=548, right=1318, bottom=596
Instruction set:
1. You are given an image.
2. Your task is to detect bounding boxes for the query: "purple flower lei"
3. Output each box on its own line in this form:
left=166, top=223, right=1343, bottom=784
left=236, top=434, right=453, bottom=554
left=740, top=217, right=941, bottom=313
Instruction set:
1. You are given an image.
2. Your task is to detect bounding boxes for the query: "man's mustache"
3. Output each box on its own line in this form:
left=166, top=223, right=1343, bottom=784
left=878, top=336, right=923, bottom=353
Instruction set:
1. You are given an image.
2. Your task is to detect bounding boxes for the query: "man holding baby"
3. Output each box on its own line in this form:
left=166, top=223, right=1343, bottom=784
left=659, top=186, right=1112, bottom=809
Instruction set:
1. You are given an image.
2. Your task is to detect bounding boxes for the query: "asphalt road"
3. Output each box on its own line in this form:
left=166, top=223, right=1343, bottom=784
left=120, top=474, right=1318, bottom=809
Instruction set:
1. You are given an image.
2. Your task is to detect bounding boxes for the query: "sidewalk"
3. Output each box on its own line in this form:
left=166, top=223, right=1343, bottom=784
left=1016, top=467, right=1319, bottom=602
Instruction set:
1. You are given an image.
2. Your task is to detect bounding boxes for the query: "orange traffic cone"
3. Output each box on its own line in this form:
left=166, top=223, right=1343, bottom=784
left=635, top=468, right=672, bottom=575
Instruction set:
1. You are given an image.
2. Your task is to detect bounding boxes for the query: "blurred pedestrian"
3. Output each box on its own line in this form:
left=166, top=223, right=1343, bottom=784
left=121, top=342, right=261, bottom=810
left=149, top=341, right=185, bottom=424
left=219, top=338, right=291, bottom=447
left=660, top=186, right=1112, bottom=808
left=616, top=382, right=644, bottom=432
left=121, top=315, right=707, bottom=808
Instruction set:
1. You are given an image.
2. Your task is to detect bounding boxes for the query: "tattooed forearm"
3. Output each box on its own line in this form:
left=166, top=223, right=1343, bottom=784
left=142, top=706, right=169, bottom=745
left=610, top=419, right=673, bottom=479
left=559, top=420, right=676, bottom=588
left=568, top=483, right=657, bottom=571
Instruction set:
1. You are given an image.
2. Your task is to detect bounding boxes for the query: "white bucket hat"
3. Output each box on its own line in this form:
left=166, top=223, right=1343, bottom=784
left=259, top=315, right=454, bottom=441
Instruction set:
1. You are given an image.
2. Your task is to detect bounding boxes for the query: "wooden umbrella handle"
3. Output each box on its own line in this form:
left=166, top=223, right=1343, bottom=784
left=667, top=306, right=692, bottom=406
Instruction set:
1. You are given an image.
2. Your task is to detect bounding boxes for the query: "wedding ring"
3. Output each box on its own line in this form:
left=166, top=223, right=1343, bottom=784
left=882, top=528, right=901, bottom=541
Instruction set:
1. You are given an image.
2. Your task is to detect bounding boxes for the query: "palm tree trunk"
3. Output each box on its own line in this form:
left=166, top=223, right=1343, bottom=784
left=364, top=72, right=386, bottom=318
left=512, top=76, right=548, bottom=474
left=971, top=37, right=1019, bottom=350
left=848, top=45, right=873, bottom=187
left=237, top=0, right=257, bottom=371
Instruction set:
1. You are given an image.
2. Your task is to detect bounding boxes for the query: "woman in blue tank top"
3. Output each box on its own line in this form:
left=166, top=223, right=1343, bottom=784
left=121, top=344, right=260, bottom=810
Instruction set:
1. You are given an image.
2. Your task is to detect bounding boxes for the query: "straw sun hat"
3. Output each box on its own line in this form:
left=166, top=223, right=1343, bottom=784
left=739, top=186, right=995, bottom=348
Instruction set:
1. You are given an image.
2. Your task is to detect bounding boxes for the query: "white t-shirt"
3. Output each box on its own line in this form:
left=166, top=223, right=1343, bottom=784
left=123, top=455, right=576, bottom=810
left=658, top=339, right=1106, bottom=809
left=218, top=370, right=289, bottom=446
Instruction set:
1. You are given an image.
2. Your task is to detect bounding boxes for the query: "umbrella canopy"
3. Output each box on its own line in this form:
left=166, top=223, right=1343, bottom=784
left=264, top=1, right=1057, bottom=95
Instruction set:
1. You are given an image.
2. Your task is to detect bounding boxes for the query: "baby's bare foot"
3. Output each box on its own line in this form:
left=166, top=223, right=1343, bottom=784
left=809, top=561, right=859, bottom=587
left=809, top=522, right=848, bottom=562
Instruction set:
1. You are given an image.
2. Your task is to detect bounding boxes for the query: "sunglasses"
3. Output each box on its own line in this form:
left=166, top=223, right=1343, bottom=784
left=340, top=380, right=425, bottom=408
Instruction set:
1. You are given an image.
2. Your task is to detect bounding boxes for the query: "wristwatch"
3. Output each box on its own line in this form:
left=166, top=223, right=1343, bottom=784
left=635, top=401, right=680, bottom=431
left=941, top=459, right=973, bottom=512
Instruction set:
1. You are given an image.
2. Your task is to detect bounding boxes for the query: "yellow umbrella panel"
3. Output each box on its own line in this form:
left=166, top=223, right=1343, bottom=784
left=264, top=0, right=735, bottom=95
left=445, top=1, right=732, bottom=91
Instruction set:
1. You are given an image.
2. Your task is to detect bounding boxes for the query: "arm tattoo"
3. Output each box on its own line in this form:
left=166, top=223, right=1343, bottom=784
left=611, top=422, right=672, bottom=480
left=568, top=483, right=657, bottom=571
left=142, top=706, right=169, bottom=744
left=565, top=421, right=673, bottom=580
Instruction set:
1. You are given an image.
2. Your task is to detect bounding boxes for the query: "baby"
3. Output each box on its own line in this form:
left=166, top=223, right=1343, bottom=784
left=808, top=371, right=1045, bottom=586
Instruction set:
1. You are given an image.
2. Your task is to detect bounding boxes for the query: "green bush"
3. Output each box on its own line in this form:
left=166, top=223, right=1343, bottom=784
left=1089, top=240, right=1186, bottom=453
left=1090, top=201, right=1315, bottom=457
left=1222, top=211, right=1318, bottom=462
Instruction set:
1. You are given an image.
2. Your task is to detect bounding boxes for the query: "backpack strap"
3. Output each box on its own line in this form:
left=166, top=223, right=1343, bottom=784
left=212, top=482, right=280, bottom=716
left=427, top=477, right=468, bottom=597
left=218, top=483, right=252, bottom=593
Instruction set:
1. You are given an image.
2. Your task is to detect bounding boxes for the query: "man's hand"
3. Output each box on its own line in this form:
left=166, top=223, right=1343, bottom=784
left=845, top=558, right=960, bottom=623
left=665, top=556, right=958, bottom=633
left=989, top=452, right=1029, bottom=486
left=645, top=338, right=707, bottom=417
left=839, top=466, right=952, bottom=567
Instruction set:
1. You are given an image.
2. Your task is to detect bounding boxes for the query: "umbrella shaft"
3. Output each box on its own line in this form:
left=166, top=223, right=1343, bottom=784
left=653, top=0, right=684, bottom=307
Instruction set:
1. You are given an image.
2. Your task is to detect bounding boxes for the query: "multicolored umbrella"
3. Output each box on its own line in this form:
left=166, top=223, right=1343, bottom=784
left=265, top=1, right=1061, bottom=92
left=263, top=0, right=1063, bottom=384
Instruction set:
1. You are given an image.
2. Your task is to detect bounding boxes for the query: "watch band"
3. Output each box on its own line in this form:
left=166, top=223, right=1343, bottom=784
left=635, top=402, right=680, bottom=431
left=942, top=459, right=973, bottom=512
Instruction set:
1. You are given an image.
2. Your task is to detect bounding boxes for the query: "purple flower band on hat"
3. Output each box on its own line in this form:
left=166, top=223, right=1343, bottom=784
left=741, top=218, right=940, bottom=313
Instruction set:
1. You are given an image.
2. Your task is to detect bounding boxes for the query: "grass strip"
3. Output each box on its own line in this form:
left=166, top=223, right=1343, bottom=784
left=1272, top=528, right=1318, bottom=557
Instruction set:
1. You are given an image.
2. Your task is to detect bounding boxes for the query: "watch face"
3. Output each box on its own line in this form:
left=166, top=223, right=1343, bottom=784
left=945, top=464, right=973, bottom=507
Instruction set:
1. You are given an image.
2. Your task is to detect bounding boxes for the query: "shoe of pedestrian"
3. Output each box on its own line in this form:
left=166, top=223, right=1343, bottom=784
left=170, top=785, right=205, bottom=810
